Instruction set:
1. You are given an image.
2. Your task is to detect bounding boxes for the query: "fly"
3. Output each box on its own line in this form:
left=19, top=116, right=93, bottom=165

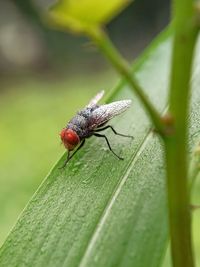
left=60, top=90, right=133, bottom=168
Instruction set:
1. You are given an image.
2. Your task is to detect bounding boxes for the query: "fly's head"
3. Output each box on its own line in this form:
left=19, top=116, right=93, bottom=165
left=60, top=128, right=80, bottom=151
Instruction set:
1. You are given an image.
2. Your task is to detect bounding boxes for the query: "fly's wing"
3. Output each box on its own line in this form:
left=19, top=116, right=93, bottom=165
left=86, top=90, right=105, bottom=108
left=89, top=99, right=132, bottom=129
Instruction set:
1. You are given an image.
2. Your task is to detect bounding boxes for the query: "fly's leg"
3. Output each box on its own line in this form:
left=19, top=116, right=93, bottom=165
left=93, top=133, right=124, bottom=160
left=95, top=125, right=133, bottom=139
left=59, top=150, right=71, bottom=169
left=70, top=139, right=86, bottom=160
left=59, top=139, right=85, bottom=169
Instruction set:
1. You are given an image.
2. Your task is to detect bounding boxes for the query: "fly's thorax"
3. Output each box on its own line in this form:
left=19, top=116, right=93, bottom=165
left=60, top=128, right=80, bottom=151
left=69, top=114, right=88, bottom=129
left=67, top=110, right=92, bottom=138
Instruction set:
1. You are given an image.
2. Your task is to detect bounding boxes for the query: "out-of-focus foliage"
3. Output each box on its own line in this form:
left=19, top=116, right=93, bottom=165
left=48, top=0, right=131, bottom=35
left=0, top=0, right=169, bottom=76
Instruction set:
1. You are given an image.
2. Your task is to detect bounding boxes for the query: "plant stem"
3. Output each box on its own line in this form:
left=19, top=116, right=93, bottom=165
left=90, top=29, right=164, bottom=134
left=165, top=0, right=198, bottom=266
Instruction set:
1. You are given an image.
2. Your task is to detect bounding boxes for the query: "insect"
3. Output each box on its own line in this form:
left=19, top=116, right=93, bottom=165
left=60, top=90, right=133, bottom=168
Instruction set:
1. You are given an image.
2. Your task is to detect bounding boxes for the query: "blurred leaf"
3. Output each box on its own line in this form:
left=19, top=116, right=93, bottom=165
left=189, top=141, right=200, bottom=187
left=48, top=0, right=131, bottom=34
left=0, top=29, right=200, bottom=267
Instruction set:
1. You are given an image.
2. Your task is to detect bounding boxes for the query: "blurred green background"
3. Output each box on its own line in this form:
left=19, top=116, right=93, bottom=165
left=2, top=2, right=199, bottom=266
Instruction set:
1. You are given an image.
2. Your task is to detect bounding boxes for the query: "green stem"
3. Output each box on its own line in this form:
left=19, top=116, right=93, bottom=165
left=89, top=29, right=164, bottom=134
left=165, top=0, right=198, bottom=266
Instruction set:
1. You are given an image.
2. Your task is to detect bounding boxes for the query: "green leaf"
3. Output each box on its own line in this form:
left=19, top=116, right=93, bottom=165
left=48, top=0, right=131, bottom=35
left=0, top=29, right=199, bottom=267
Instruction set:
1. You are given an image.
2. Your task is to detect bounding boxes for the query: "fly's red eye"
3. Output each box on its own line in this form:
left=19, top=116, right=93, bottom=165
left=60, top=128, right=80, bottom=151
left=65, top=129, right=79, bottom=145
